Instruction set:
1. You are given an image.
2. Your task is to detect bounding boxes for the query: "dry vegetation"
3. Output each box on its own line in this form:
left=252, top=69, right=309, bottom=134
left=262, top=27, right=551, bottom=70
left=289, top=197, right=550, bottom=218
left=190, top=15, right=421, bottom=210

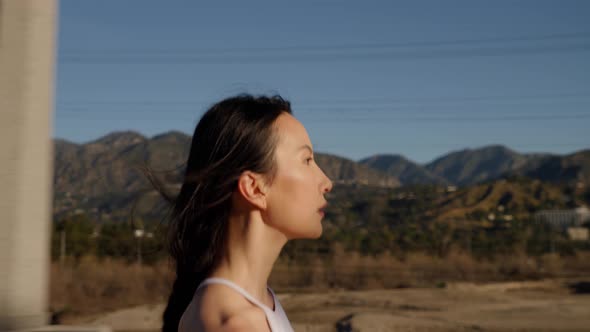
left=51, top=251, right=590, bottom=323
left=433, top=179, right=565, bottom=221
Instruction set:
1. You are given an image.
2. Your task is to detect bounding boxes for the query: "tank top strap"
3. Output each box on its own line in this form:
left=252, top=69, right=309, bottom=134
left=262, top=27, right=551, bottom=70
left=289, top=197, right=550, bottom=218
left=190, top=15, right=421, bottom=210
left=197, top=277, right=275, bottom=313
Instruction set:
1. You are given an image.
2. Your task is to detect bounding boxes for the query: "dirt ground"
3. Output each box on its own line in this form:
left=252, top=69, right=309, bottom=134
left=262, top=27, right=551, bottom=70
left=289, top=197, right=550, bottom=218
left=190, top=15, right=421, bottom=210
left=71, top=278, right=590, bottom=332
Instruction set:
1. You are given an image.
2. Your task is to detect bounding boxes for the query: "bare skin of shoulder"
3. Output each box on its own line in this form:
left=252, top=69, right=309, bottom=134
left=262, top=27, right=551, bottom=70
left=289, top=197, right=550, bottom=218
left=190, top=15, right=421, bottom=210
left=179, top=284, right=271, bottom=332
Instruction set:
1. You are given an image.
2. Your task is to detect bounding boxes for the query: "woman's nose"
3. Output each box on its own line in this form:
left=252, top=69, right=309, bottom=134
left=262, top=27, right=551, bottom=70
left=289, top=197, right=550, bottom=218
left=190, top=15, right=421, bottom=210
left=322, top=176, right=333, bottom=193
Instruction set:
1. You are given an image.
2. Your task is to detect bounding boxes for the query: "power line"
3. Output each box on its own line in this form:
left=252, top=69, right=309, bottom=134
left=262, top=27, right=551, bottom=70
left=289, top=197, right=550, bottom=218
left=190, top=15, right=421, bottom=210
left=56, top=95, right=590, bottom=117
left=56, top=104, right=590, bottom=115
left=61, top=31, right=590, bottom=55
left=58, top=44, right=590, bottom=64
left=315, top=142, right=590, bottom=149
left=57, top=91, right=590, bottom=107
left=313, top=113, right=590, bottom=122
left=296, top=92, right=590, bottom=106
left=55, top=111, right=590, bottom=122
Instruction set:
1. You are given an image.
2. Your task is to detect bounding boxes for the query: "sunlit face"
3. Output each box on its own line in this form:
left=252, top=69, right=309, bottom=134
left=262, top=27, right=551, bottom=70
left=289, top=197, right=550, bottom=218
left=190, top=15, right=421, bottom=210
left=263, top=113, right=333, bottom=239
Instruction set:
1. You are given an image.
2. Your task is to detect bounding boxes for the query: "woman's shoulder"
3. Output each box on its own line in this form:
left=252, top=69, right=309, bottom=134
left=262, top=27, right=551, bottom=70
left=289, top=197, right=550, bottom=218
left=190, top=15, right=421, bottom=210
left=218, top=306, right=271, bottom=332
left=181, top=283, right=271, bottom=332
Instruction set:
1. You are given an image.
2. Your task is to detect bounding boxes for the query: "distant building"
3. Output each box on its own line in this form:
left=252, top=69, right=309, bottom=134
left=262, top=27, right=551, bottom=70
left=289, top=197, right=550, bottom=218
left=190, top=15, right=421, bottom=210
left=534, top=206, right=590, bottom=232
left=567, top=227, right=589, bottom=241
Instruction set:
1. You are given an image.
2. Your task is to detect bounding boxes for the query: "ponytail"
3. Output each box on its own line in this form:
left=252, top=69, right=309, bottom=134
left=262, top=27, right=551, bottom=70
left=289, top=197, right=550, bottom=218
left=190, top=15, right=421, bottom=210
left=161, top=268, right=200, bottom=332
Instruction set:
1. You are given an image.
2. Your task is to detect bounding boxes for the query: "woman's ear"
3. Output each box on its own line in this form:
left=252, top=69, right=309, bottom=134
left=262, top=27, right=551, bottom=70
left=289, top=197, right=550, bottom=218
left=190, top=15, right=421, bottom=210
left=236, top=171, right=268, bottom=210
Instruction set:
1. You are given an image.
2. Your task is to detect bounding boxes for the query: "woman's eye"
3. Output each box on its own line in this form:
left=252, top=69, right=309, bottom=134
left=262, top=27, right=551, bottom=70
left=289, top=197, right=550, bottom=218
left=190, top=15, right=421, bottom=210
left=305, top=157, right=313, bottom=165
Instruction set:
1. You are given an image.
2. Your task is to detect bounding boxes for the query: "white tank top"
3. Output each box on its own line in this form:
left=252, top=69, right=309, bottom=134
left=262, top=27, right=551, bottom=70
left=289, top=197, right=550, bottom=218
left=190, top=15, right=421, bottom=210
left=188, top=277, right=294, bottom=332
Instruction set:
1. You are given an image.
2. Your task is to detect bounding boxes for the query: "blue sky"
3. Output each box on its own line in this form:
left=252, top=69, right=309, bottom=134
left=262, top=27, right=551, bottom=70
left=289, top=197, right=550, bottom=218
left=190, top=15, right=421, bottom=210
left=56, top=0, right=590, bottom=163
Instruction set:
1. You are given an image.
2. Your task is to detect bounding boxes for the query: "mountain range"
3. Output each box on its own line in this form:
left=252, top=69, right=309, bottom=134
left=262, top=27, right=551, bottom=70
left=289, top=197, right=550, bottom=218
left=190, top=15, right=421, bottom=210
left=52, top=130, right=589, bottom=221
left=54, top=130, right=589, bottom=197
left=360, top=145, right=589, bottom=187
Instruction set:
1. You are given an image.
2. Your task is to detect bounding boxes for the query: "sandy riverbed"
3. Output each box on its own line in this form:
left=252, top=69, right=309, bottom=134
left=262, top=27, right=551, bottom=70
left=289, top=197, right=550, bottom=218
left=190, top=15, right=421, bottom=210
left=70, top=278, right=590, bottom=332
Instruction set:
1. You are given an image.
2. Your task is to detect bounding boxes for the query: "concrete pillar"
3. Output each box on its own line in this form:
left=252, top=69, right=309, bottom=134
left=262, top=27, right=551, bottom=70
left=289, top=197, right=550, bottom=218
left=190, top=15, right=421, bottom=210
left=0, top=0, right=58, bottom=330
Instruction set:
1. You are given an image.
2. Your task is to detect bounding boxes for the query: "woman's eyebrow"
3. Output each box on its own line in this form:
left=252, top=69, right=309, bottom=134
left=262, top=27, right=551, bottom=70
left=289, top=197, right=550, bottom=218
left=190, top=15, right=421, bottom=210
left=298, top=144, right=314, bottom=154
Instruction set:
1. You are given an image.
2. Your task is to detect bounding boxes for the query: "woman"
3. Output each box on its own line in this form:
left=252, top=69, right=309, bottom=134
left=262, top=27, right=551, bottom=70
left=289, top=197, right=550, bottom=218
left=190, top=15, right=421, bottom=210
left=160, top=94, right=333, bottom=332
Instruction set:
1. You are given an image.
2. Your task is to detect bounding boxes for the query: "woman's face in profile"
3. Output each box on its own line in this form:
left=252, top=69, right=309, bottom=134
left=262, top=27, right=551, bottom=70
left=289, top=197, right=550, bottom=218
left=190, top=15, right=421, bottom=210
left=263, top=113, right=333, bottom=239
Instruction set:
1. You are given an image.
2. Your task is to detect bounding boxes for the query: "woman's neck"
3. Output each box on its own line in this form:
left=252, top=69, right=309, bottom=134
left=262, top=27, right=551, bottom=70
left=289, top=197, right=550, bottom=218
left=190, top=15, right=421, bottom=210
left=209, top=210, right=287, bottom=305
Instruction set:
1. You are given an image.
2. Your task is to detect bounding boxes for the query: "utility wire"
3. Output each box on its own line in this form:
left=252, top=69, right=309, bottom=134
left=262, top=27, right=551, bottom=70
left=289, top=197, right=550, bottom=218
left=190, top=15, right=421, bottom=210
left=61, top=31, right=590, bottom=55
left=59, top=44, right=590, bottom=64
left=56, top=112, right=590, bottom=122
left=57, top=92, right=590, bottom=107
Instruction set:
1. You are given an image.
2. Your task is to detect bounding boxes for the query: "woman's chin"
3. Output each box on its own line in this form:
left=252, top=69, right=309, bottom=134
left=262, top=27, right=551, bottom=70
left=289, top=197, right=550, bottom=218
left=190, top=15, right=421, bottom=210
left=286, top=224, right=323, bottom=240
left=305, top=224, right=323, bottom=239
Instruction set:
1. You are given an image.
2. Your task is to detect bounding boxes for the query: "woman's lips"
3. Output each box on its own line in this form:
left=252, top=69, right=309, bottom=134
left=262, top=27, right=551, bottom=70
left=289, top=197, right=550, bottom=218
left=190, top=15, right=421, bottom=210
left=318, top=203, right=328, bottom=216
